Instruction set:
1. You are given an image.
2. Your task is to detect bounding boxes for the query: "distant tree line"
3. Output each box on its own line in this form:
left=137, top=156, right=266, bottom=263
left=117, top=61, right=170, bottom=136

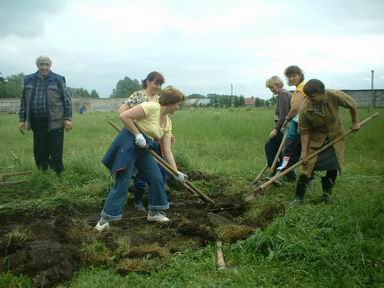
left=187, top=93, right=275, bottom=107
left=68, top=88, right=99, bottom=98
left=0, top=72, right=99, bottom=99
left=0, top=72, right=278, bottom=105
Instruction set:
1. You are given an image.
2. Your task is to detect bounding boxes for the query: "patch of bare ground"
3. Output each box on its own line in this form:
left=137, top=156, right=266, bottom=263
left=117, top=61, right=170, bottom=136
left=0, top=170, right=285, bottom=287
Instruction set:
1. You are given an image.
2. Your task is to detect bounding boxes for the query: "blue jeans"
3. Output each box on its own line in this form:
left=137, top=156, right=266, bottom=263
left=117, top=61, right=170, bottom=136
left=133, top=166, right=168, bottom=203
left=101, top=148, right=169, bottom=221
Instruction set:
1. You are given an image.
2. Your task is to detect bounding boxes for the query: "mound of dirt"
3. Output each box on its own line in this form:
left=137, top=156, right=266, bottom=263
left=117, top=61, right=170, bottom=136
left=5, top=240, right=79, bottom=287
left=0, top=171, right=285, bottom=286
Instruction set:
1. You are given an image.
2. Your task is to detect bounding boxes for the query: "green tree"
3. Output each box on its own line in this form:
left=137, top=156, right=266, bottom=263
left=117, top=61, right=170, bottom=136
left=89, top=89, right=100, bottom=98
left=111, top=77, right=141, bottom=98
left=233, top=96, right=239, bottom=107
left=68, top=87, right=90, bottom=98
left=0, top=73, right=24, bottom=98
left=238, top=96, right=245, bottom=106
left=255, top=98, right=266, bottom=107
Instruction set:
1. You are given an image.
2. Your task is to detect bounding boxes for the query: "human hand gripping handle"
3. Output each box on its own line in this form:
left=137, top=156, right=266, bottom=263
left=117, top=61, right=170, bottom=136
left=174, top=171, right=188, bottom=183
left=135, top=133, right=147, bottom=148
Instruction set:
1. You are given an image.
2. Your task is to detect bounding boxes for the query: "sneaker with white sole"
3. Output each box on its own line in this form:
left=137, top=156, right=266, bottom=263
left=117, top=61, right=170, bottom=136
left=147, top=211, right=170, bottom=222
left=95, top=221, right=110, bottom=232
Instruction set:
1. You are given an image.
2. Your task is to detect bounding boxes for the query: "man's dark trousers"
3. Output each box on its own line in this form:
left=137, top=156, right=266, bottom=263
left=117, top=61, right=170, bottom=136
left=31, top=118, right=64, bottom=173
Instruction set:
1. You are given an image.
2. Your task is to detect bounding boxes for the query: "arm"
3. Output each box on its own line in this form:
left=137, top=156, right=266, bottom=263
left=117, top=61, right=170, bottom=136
left=160, top=136, right=177, bottom=171
left=300, top=133, right=310, bottom=165
left=298, top=109, right=310, bottom=165
left=286, top=91, right=305, bottom=121
left=119, top=91, right=144, bottom=114
left=61, top=78, right=73, bottom=131
left=350, top=106, right=360, bottom=132
left=275, top=91, right=290, bottom=132
left=119, top=105, right=146, bottom=136
left=160, top=135, right=187, bottom=182
left=118, top=103, right=130, bottom=114
left=332, top=89, right=360, bottom=132
left=18, top=87, right=26, bottom=132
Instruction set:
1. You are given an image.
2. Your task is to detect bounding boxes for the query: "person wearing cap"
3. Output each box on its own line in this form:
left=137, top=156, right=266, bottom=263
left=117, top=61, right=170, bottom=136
left=95, top=87, right=187, bottom=231
left=293, top=79, right=360, bottom=204
left=264, top=75, right=291, bottom=169
left=18, top=55, right=72, bottom=175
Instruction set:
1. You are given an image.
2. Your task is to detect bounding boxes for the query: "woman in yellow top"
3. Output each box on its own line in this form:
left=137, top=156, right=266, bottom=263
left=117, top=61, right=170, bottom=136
left=95, top=87, right=187, bottom=231
left=276, top=65, right=306, bottom=181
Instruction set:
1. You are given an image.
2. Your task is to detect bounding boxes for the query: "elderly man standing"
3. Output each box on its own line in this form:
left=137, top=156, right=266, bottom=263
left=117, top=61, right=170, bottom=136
left=18, top=56, right=72, bottom=174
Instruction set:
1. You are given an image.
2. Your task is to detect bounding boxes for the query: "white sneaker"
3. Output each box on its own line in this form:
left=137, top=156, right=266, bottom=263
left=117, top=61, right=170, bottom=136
left=95, top=221, right=110, bottom=232
left=147, top=211, right=170, bottom=222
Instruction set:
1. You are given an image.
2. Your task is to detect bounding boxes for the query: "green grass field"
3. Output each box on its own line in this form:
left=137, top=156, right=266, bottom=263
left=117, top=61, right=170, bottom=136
left=1, top=107, right=383, bottom=287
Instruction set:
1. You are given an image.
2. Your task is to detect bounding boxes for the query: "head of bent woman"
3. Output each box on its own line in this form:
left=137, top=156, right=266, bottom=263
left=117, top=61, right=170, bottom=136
left=284, top=65, right=304, bottom=87
left=142, top=71, right=165, bottom=96
left=303, top=79, right=325, bottom=105
left=159, top=87, right=186, bottom=114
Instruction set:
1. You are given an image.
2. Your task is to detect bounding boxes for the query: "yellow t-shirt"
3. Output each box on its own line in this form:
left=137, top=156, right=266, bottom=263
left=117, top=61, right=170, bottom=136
left=135, top=102, right=172, bottom=140
left=291, top=81, right=306, bottom=105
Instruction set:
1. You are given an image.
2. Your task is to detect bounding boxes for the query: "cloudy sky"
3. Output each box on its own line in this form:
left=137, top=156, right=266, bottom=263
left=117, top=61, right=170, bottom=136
left=0, top=0, right=383, bottom=98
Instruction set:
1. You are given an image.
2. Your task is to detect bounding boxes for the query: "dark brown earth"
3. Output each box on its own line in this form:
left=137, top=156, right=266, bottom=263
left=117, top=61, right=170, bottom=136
left=0, top=171, right=285, bottom=287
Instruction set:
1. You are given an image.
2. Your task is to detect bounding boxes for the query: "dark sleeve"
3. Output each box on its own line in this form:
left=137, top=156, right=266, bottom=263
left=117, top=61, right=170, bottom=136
left=61, top=77, right=72, bottom=120
left=275, top=91, right=290, bottom=131
left=18, top=78, right=26, bottom=122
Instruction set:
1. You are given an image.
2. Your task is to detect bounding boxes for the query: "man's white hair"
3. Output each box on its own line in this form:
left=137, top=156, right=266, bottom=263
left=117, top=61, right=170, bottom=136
left=36, top=55, right=52, bottom=65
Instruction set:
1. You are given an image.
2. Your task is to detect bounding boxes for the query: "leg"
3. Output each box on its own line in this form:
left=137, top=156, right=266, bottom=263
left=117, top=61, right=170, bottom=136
left=293, top=174, right=311, bottom=204
left=135, top=151, right=169, bottom=222
left=31, top=120, right=49, bottom=171
left=48, top=128, right=64, bottom=174
left=101, top=167, right=134, bottom=221
left=264, top=131, right=283, bottom=168
left=133, top=174, right=146, bottom=211
left=321, top=170, right=337, bottom=203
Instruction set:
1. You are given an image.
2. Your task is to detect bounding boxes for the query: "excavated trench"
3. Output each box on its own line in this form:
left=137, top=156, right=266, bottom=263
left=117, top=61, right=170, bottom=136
left=0, top=171, right=285, bottom=287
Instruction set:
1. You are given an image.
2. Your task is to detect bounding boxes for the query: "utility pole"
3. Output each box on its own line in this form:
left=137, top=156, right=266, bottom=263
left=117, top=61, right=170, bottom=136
left=371, top=70, right=375, bottom=108
left=230, top=84, right=233, bottom=107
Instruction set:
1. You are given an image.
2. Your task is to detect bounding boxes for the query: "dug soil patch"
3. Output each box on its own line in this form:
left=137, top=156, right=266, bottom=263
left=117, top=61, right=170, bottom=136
left=0, top=170, right=285, bottom=287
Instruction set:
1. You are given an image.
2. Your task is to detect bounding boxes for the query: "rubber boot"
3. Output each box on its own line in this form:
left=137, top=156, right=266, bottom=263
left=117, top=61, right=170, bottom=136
left=321, top=177, right=334, bottom=203
left=292, top=175, right=309, bottom=205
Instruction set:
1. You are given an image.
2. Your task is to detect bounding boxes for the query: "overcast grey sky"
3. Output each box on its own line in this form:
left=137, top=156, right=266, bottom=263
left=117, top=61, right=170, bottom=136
left=0, top=0, right=383, bottom=98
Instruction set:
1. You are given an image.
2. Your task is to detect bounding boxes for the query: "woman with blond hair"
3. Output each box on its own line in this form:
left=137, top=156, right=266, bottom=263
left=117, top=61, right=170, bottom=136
left=264, top=75, right=291, bottom=170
